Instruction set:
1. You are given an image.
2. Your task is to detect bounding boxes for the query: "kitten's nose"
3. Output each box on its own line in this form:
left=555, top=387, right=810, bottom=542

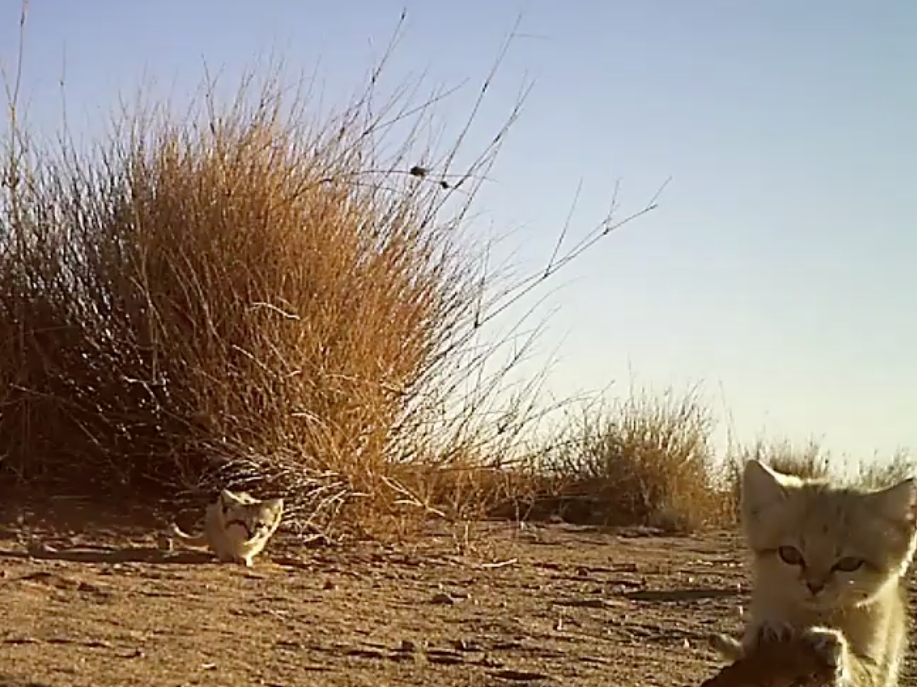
left=806, top=580, right=825, bottom=595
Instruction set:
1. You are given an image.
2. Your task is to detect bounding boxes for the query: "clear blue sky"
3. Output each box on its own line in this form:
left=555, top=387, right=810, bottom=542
left=2, top=1, right=914, bottom=463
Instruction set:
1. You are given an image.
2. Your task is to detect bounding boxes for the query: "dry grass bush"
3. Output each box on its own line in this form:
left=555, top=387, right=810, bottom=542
left=856, top=449, right=915, bottom=490
left=518, top=395, right=917, bottom=532
left=520, top=386, right=731, bottom=531
left=0, top=6, right=664, bottom=534
left=0, top=56, right=524, bottom=530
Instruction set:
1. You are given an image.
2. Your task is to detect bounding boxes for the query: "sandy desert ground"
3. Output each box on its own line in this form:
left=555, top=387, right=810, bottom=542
left=1, top=500, right=916, bottom=687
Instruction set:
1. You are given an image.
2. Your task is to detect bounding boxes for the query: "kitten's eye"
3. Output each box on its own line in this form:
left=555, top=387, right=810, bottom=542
left=778, top=546, right=805, bottom=566
left=833, top=557, right=864, bottom=572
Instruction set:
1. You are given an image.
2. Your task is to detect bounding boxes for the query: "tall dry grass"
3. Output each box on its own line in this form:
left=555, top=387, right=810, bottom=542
left=0, top=56, right=521, bottom=528
left=731, top=438, right=833, bottom=480
left=856, top=450, right=915, bottom=489
left=0, top=11, right=662, bottom=533
left=510, top=386, right=732, bottom=531
left=503, top=390, right=916, bottom=533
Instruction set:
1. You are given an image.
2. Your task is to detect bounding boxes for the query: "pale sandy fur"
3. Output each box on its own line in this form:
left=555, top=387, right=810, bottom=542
left=715, top=460, right=917, bottom=687
left=168, top=489, right=284, bottom=567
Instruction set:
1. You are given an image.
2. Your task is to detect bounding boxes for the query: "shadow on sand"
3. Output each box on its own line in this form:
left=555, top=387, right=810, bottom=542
left=0, top=544, right=214, bottom=565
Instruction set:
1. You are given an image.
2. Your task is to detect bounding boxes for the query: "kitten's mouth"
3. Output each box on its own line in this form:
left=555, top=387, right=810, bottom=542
left=802, top=593, right=838, bottom=612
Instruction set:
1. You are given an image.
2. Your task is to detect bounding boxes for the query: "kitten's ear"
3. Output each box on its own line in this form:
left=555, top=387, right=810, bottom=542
left=742, top=460, right=790, bottom=515
left=871, top=478, right=917, bottom=526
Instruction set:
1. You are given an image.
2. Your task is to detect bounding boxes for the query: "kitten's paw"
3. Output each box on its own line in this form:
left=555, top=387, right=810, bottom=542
left=801, top=626, right=849, bottom=682
left=750, top=619, right=795, bottom=647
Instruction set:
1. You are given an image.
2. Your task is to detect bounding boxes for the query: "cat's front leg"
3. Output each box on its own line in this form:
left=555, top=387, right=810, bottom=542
left=746, top=622, right=850, bottom=685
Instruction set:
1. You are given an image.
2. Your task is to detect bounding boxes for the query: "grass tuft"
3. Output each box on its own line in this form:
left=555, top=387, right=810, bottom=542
left=0, top=29, right=661, bottom=535
left=0, top=60, right=533, bottom=533
left=502, top=386, right=731, bottom=532
left=734, top=438, right=833, bottom=480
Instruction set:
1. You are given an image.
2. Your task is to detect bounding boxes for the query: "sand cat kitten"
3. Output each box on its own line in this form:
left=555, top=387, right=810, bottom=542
left=168, top=489, right=284, bottom=567
left=714, top=459, right=917, bottom=687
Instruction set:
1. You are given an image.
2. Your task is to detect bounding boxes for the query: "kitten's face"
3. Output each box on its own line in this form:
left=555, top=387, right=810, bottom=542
left=247, top=498, right=284, bottom=540
left=741, top=460, right=917, bottom=611
left=218, top=491, right=283, bottom=542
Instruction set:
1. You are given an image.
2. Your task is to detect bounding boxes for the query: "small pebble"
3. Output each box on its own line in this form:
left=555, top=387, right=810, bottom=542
left=431, top=592, right=455, bottom=605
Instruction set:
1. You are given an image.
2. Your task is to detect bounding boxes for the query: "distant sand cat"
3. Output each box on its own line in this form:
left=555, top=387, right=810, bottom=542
left=714, top=459, right=917, bottom=687
left=168, top=489, right=284, bottom=567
